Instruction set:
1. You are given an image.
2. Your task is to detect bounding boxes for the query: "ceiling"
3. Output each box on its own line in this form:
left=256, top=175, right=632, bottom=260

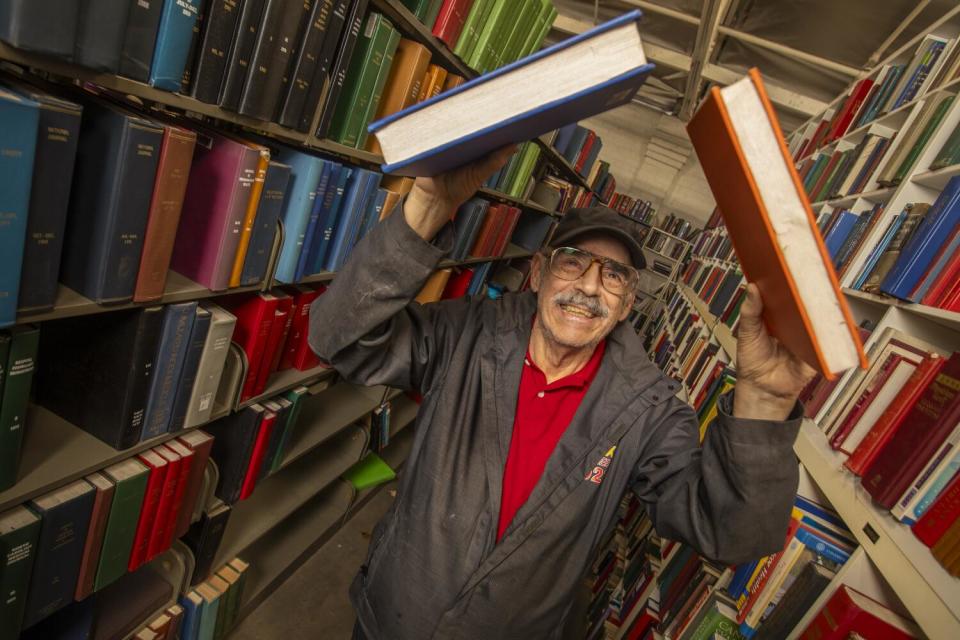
left=549, top=0, right=960, bottom=133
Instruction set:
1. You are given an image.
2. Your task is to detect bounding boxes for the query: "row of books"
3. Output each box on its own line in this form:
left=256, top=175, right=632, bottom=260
left=0, top=326, right=38, bottom=490
left=173, top=557, right=250, bottom=640
left=553, top=123, right=606, bottom=179
left=400, top=0, right=557, bottom=74
left=482, top=141, right=542, bottom=200
left=847, top=175, right=960, bottom=309
left=609, top=195, right=655, bottom=223
left=690, top=226, right=736, bottom=265
left=798, top=131, right=895, bottom=204
left=679, top=263, right=747, bottom=332
left=0, top=429, right=214, bottom=637
left=795, top=32, right=960, bottom=160
left=645, top=229, right=689, bottom=261
left=450, top=198, right=524, bottom=261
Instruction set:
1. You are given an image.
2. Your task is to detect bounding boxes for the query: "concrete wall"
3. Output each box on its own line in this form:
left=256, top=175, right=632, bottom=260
left=581, top=102, right=717, bottom=228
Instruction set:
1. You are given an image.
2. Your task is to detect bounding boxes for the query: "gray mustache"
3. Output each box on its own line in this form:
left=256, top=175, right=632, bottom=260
left=553, top=291, right=609, bottom=318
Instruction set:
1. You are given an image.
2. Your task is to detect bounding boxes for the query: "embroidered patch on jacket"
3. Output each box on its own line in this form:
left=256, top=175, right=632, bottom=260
left=585, top=446, right=616, bottom=485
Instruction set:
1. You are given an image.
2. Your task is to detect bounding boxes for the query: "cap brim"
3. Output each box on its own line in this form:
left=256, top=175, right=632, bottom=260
left=551, top=225, right=647, bottom=271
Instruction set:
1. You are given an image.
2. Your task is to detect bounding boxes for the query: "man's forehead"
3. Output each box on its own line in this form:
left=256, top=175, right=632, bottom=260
left=568, top=233, right=632, bottom=265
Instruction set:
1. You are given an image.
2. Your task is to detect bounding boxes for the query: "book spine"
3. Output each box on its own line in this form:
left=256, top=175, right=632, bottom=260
left=74, top=479, right=114, bottom=600
left=0, top=510, right=40, bottom=638
left=189, top=0, right=243, bottom=104
left=184, top=309, right=236, bottom=429
left=0, top=92, right=38, bottom=328
left=0, top=326, right=38, bottom=490
left=294, top=162, right=334, bottom=282
left=913, top=471, right=960, bottom=547
left=240, top=163, right=292, bottom=286
left=143, top=303, right=197, bottom=440
left=169, top=309, right=212, bottom=433
left=119, top=309, right=165, bottom=449
left=118, top=0, right=164, bottom=82
left=328, top=13, right=388, bottom=146
left=356, top=26, right=401, bottom=149
left=297, top=0, right=351, bottom=133
left=0, top=0, right=77, bottom=58
left=163, top=449, right=194, bottom=548
left=229, top=149, right=271, bottom=288
left=212, top=146, right=262, bottom=291
left=94, top=465, right=149, bottom=590
left=74, top=0, right=133, bottom=72
left=149, top=0, right=203, bottom=91
left=218, top=0, right=267, bottom=110
left=174, top=436, right=214, bottom=537
left=278, top=0, right=335, bottom=128
left=314, top=0, right=370, bottom=139
left=308, top=165, right=348, bottom=274
left=239, top=412, right=277, bottom=499
left=129, top=459, right=166, bottom=570
left=146, top=452, right=181, bottom=559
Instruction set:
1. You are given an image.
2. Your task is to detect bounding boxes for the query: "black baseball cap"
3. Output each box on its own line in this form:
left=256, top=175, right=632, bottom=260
left=550, top=206, right=647, bottom=270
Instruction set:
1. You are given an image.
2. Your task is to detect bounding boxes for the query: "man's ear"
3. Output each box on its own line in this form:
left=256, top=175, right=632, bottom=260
left=530, top=253, right=544, bottom=293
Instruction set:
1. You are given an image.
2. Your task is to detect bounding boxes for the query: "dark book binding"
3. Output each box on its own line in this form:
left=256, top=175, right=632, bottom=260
left=168, top=307, right=213, bottom=433
left=297, top=0, right=350, bottom=133
left=0, top=0, right=78, bottom=59
left=313, top=0, right=369, bottom=138
left=149, top=0, right=203, bottom=91
left=35, top=307, right=165, bottom=450
left=0, top=325, right=40, bottom=491
left=240, top=161, right=291, bottom=286
left=61, top=99, right=163, bottom=304
left=205, top=404, right=265, bottom=503
left=278, top=0, right=336, bottom=128
left=183, top=504, right=232, bottom=584
left=189, top=0, right=243, bottom=104
left=237, top=0, right=311, bottom=121
left=142, top=302, right=199, bottom=440
left=74, top=0, right=134, bottom=72
left=218, top=0, right=267, bottom=111
left=118, top=0, right=164, bottom=81
left=0, top=505, right=41, bottom=639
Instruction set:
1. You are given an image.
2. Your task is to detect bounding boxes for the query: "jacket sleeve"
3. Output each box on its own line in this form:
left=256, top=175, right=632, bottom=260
left=308, top=204, right=476, bottom=394
left=631, top=391, right=802, bottom=566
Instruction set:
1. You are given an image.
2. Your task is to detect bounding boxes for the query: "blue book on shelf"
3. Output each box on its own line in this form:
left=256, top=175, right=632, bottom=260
left=852, top=210, right=906, bottom=290
left=359, top=188, right=389, bottom=241
left=794, top=526, right=851, bottom=565
left=324, top=168, right=378, bottom=271
left=141, top=301, right=198, bottom=440
left=468, top=262, right=492, bottom=295
left=178, top=593, right=203, bottom=640
left=168, top=305, right=210, bottom=434
left=149, top=0, right=202, bottom=91
left=881, top=175, right=960, bottom=299
left=553, top=123, right=578, bottom=156
left=908, top=220, right=960, bottom=302
left=368, top=10, right=653, bottom=176
left=563, top=125, right=590, bottom=166
left=822, top=210, right=859, bottom=262
left=294, top=160, right=334, bottom=282
left=0, top=87, right=38, bottom=327
left=274, top=149, right=326, bottom=283
left=240, top=161, right=292, bottom=286
left=579, top=135, right=603, bottom=177
left=310, top=165, right=351, bottom=275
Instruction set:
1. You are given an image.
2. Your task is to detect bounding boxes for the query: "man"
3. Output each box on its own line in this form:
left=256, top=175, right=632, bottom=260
left=309, top=147, right=813, bottom=639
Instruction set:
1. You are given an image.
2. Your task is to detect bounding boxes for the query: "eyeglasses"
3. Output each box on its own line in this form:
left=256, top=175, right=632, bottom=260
left=545, top=247, right=639, bottom=296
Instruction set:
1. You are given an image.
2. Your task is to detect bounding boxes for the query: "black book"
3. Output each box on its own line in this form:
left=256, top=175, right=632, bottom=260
left=218, top=0, right=267, bottom=111
left=180, top=3, right=204, bottom=92
left=0, top=81, right=83, bottom=315
left=74, top=0, right=134, bottom=72
left=0, top=505, right=41, bottom=640
left=297, top=0, right=350, bottom=133
left=118, top=0, right=164, bottom=82
left=189, top=0, right=245, bottom=104
left=258, top=397, right=291, bottom=482
left=19, top=598, right=95, bottom=640
left=237, top=0, right=310, bottom=121
left=754, top=561, right=835, bottom=640
left=240, top=160, right=291, bottom=286
left=313, top=0, right=368, bottom=138
left=204, top=404, right=265, bottom=503
left=0, top=0, right=78, bottom=60
left=183, top=501, right=232, bottom=584
left=277, top=0, right=336, bottom=128
left=60, top=97, right=163, bottom=304
left=168, top=305, right=212, bottom=433
left=22, top=480, right=96, bottom=628
left=35, top=307, right=165, bottom=450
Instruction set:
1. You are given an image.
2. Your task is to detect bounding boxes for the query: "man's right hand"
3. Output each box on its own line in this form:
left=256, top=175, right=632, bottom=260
left=404, top=145, right=518, bottom=241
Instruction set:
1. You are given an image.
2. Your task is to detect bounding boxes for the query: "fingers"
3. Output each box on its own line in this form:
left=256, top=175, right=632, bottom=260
left=737, top=282, right=766, bottom=343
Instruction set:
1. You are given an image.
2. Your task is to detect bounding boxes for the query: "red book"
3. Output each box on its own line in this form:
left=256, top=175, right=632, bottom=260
left=278, top=285, right=323, bottom=371
left=799, top=585, right=919, bottom=639
left=173, top=429, right=214, bottom=538
left=944, top=278, right=960, bottom=311
left=862, top=352, right=960, bottom=507
left=147, top=444, right=182, bottom=560
left=912, top=471, right=960, bottom=547
left=431, top=0, right=474, bottom=48
left=575, top=131, right=597, bottom=174
left=218, top=292, right=278, bottom=401
left=470, top=204, right=502, bottom=257
left=162, top=440, right=195, bottom=549
left=442, top=268, right=474, bottom=299
left=239, top=410, right=277, bottom=500
left=803, top=120, right=831, bottom=157
left=266, top=291, right=295, bottom=374
left=75, top=472, right=116, bottom=600
left=845, top=353, right=945, bottom=475
left=826, top=78, right=875, bottom=143
left=129, top=450, right=169, bottom=571
left=491, top=206, right=521, bottom=256
left=294, top=285, right=327, bottom=370
left=253, top=291, right=293, bottom=394
left=830, top=353, right=908, bottom=450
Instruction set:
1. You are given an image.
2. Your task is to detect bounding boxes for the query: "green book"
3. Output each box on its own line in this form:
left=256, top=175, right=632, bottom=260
left=0, top=325, right=39, bottom=491
left=802, top=154, right=830, bottom=194
left=687, top=600, right=745, bottom=640
left=329, top=13, right=397, bottom=148
left=0, top=505, right=41, bottom=640
left=357, top=24, right=401, bottom=149
left=813, top=150, right=850, bottom=202
left=496, top=147, right=523, bottom=192
left=454, top=0, right=492, bottom=61
left=894, top=95, right=954, bottom=183
left=94, top=458, right=149, bottom=591
left=271, top=386, right=308, bottom=472
left=502, top=0, right=537, bottom=65
left=342, top=452, right=396, bottom=490
left=399, top=0, right=430, bottom=21
left=470, top=0, right=511, bottom=71
left=931, top=122, right=960, bottom=169
left=423, top=0, right=445, bottom=28
left=210, top=575, right=230, bottom=640
left=525, top=5, right=557, bottom=59
left=486, top=0, right=526, bottom=71
left=509, top=143, right=541, bottom=197
left=518, top=0, right=550, bottom=59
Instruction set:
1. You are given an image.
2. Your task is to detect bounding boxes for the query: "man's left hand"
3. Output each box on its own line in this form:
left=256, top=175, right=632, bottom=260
left=733, top=283, right=817, bottom=421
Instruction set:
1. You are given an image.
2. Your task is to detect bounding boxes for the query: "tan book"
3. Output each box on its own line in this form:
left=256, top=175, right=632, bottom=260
left=148, top=612, right=171, bottom=639
left=367, top=39, right=432, bottom=154
left=416, top=269, right=453, bottom=304
left=380, top=190, right=401, bottom=221
left=417, top=64, right=449, bottom=102
left=381, top=175, right=415, bottom=197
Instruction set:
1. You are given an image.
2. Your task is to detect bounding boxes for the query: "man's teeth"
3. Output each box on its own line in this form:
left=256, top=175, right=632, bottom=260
left=561, top=304, right=596, bottom=318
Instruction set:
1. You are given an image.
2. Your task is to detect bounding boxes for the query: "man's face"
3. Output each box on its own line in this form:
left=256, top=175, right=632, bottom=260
left=530, top=234, right=636, bottom=351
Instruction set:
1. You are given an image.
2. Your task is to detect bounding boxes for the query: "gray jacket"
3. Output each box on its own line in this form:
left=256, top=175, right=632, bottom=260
left=309, top=209, right=802, bottom=640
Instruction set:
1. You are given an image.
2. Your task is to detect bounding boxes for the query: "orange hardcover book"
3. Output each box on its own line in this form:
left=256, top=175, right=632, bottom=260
left=228, top=147, right=271, bottom=288
left=418, top=64, right=449, bottom=103
left=687, top=69, right=866, bottom=379
left=367, top=39, right=432, bottom=155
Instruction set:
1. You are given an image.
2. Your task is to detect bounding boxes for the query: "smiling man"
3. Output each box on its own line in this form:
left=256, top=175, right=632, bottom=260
left=309, top=148, right=814, bottom=640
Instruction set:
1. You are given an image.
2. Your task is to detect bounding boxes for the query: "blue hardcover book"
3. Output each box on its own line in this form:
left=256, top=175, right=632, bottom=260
left=452, top=199, right=488, bottom=260
left=197, top=586, right=221, bottom=640
left=726, top=559, right=759, bottom=600
left=794, top=527, right=851, bottom=565
left=324, top=169, right=378, bottom=272
left=468, top=262, right=492, bottom=296
left=359, top=188, right=389, bottom=241
left=369, top=10, right=653, bottom=176
left=822, top=210, right=859, bottom=262
left=881, top=176, right=960, bottom=299
left=0, top=88, right=39, bottom=327
left=853, top=210, right=906, bottom=290
left=562, top=125, right=590, bottom=166
left=150, top=0, right=203, bottom=91
left=168, top=305, right=211, bottom=433
left=484, top=166, right=504, bottom=189
left=908, top=221, right=960, bottom=302
left=552, top=123, right=578, bottom=155
left=294, top=160, right=334, bottom=282
left=579, top=135, right=602, bottom=177
left=301, top=162, right=344, bottom=279
left=142, top=301, right=198, bottom=440
left=274, top=150, right=326, bottom=283
left=178, top=592, right=204, bottom=640
left=794, top=495, right=850, bottom=532
left=867, top=65, right=904, bottom=121
left=336, top=171, right=382, bottom=269
left=310, top=166, right=352, bottom=274
left=240, top=161, right=292, bottom=286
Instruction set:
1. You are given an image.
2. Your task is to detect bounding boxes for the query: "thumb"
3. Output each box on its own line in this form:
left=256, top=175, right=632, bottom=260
left=737, top=282, right=766, bottom=342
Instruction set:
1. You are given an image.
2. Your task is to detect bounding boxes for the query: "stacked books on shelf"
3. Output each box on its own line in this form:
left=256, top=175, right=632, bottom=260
left=552, top=123, right=607, bottom=180
left=482, top=141, right=542, bottom=200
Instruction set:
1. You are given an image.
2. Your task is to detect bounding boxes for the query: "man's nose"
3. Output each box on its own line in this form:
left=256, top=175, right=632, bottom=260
left=576, top=261, right=603, bottom=296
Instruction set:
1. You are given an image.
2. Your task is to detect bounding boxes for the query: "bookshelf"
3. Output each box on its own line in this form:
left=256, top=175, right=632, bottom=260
left=370, top=0, right=474, bottom=78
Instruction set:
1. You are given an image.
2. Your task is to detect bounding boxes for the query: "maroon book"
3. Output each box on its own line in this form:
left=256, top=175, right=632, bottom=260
left=218, top=292, right=279, bottom=401
left=862, top=352, right=960, bottom=508
left=254, top=291, right=293, bottom=393
left=431, top=0, right=474, bottom=49
left=279, top=285, right=323, bottom=371
left=173, top=430, right=215, bottom=539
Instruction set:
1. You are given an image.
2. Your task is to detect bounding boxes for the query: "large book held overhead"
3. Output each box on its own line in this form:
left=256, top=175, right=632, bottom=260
left=369, top=10, right=653, bottom=176
left=687, top=69, right=867, bottom=380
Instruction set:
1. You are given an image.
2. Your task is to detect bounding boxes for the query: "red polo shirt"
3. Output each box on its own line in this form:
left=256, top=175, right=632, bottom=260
left=497, top=338, right=607, bottom=541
